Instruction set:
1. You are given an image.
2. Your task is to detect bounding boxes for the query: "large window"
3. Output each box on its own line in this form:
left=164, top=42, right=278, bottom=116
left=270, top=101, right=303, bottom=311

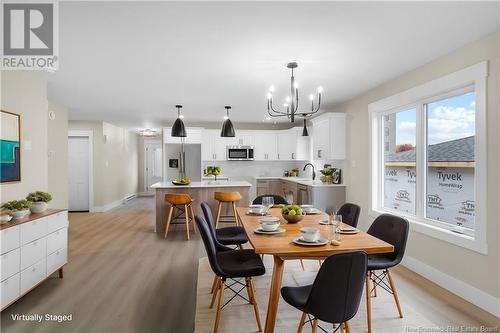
left=369, top=62, right=487, bottom=254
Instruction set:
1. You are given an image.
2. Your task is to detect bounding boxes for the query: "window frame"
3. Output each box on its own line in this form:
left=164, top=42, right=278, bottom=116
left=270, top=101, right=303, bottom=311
left=368, top=62, right=488, bottom=254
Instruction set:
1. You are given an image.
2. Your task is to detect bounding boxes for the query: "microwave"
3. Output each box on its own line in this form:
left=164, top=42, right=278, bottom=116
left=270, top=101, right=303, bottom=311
left=227, top=146, right=254, bottom=161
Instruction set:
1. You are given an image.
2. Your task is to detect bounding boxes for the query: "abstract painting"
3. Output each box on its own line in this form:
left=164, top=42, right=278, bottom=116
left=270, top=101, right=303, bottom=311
left=1, top=110, right=21, bottom=183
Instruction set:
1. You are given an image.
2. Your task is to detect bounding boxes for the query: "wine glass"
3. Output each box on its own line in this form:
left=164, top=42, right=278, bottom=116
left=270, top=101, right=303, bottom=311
left=333, top=214, right=342, bottom=241
left=262, top=196, right=274, bottom=213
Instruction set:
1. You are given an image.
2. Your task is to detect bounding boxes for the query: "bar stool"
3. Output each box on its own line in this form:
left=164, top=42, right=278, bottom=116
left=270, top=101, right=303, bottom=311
left=214, top=192, right=242, bottom=228
left=164, top=193, right=196, bottom=240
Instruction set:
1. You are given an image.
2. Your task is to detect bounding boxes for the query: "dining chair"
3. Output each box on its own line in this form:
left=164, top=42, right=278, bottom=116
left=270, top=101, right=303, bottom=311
left=252, top=195, right=289, bottom=205
left=201, top=202, right=248, bottom=248
left=337, top=203, right=361, bottom=228
left=281, top=251, right=368, bottom=333
left=163, top=193, right=196, bottom=240
left=195, top=215, right=265, bottom=333
left=365, top=214, right=409, bottom=333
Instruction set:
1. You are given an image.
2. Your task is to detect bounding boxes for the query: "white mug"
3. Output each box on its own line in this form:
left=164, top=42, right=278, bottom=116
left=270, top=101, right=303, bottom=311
left=300, top=227, right=319, bottom=242
left=260, top=221, right=280, bottom=231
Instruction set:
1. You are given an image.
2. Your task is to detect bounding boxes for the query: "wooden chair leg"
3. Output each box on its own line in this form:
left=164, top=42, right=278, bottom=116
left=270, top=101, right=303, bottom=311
left=213, top=279, right=225, bottom=333
left=164, top=205, right=174, bottom=239
left=297, top=312, right=306, bottom=333
left=245, top=278, right=254, bottom=304
left=371, top=271, right=377, bottom=297
left=345, top=321, right=351, bottom=333
left=299, top=259, right=305, bottom=270
left=365, top=273, right=372, bottom=333
left=248, top=278, right=262, bottom=332
left=210, top=275, right=218, bottom=294
left=215, top=202, right=222, bottom=228
left=386, top=269, right=403, bottom=318
left=231, top=202, right=239, bottom=226
left=184, top=205, right=190, bottom=240
left=189, top=204, right=197, bottom=233
left=210, top=278, right=221, bottom=308
left=341, top=322, right=346, bottom=333
left=312, top=319, right=318, bottom=333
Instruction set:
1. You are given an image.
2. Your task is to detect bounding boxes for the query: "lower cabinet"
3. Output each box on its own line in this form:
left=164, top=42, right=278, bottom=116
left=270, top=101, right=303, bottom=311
left=0, top=210, right=68, bottom=310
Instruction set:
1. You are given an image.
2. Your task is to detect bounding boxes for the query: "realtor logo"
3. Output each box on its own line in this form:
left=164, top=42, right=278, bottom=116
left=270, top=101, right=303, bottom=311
left=1, top=1, right=58, bottom=70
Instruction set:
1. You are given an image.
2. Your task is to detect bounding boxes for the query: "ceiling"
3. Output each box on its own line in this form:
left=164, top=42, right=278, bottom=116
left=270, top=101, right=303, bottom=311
left=44, top=1, right=500, bottom=129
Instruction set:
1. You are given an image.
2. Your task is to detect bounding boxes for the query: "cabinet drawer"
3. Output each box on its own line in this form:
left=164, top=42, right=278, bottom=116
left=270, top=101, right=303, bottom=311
left=47, top=228, right=67, bottom=255
left=1, top=226, right=20, bottom=255
left=21, top=237, right=46, bottom=270
left=20, top=218, right=48, bottom=245
left=1, top=273, right=20, bottom=309
left=1, top=248, right=20, bottom=281
left=47, top=211, right=68, bottom=234
left=20, top=259, right=46, bottom=294
left=47, top=248, right=67, bottom=275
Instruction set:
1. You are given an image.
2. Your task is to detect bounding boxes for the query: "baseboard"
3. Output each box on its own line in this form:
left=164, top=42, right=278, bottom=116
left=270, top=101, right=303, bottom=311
left=402, top=255, right=500, bottom=318
left=91, top=194, right=137, bottom=213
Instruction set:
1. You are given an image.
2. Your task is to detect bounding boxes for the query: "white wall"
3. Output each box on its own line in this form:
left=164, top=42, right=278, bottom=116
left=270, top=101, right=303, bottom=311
left=327, top=32, right=499, bottom=312
left=1, top=71, right=48, bottom=202
left=48, top=101, right=69, bottom=209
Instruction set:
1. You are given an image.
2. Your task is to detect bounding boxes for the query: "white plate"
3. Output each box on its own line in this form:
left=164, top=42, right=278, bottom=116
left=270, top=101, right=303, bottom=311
left=318, top=219, right=331, bottom=225
left=254, top=227, right=285, bottom=235
left=305, top=209, right=322, bottom=215
left=292, top=237, right=329, bottom=246
left=340, top=228, right=360, bottom=234
left=246, top=211, right=268, bottom=216
left=259, top=216, right=280, bottom=223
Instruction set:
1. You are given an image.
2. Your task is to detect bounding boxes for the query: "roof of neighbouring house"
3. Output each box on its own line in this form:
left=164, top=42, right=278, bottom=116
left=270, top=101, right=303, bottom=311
left=386, top=136, right=474, bottom=162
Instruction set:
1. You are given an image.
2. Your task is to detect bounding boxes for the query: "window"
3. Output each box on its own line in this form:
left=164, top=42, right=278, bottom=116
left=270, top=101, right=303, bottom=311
left=369, top=62, right=487, bottom=254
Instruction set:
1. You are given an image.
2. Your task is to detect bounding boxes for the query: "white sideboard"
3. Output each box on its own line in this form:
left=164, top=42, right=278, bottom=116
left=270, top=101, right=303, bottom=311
left=1, top=209, right=68, bottom=310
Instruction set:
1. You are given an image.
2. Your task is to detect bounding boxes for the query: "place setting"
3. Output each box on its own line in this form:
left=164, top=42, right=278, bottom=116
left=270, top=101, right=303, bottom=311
left=253, top=216, right=285, bottom=235
left=300, top=204, right=322, bottom=215
left=292, top=227, right=329, bottom=246
left=318, top=213, right=360, bottom=234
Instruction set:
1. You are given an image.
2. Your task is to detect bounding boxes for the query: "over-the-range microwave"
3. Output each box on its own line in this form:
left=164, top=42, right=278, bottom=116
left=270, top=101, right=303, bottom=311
left=226, top=146, right=254, bottom=161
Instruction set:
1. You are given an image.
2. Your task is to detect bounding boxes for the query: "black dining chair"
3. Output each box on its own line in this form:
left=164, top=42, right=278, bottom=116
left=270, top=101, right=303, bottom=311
left=281, top=251, right=367, bottom=333
left=195, top=215, right=265, bottom=333
left=201, top=202, right=248, bottom=247
left=252, top=195, right=289, bottom=205
left=365, top=214, right=409, bottom=333
left=337, top=203, right=361, bottom=228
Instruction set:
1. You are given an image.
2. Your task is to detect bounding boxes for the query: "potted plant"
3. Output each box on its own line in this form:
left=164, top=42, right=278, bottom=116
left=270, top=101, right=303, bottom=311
left=319, top=165, right=335, bottom=183
left=26, top=191, right=52, bottom=213
left=1, top=200, right=32, bottom=219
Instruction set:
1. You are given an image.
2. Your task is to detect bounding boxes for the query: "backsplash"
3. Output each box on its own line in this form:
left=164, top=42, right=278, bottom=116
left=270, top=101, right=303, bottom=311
left=202, top=161, right=305, bottom=182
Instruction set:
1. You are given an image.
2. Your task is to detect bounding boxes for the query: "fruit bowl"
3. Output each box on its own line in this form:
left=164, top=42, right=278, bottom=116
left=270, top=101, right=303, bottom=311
left=281, top=204, right=305, bottom=224
left=172, top=178, right=191, bottom=186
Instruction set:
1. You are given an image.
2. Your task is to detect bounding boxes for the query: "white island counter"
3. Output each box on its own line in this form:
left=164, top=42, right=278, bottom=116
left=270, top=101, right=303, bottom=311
left=151, top=181, right=252, bottom=233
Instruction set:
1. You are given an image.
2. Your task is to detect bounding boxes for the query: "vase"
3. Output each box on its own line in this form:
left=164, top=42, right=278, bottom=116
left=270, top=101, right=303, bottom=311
left=11, top=209, right=29, bottom=219
left=321, top=175, right=334, bottom=184
left=30, top=202, right=48, bottom=214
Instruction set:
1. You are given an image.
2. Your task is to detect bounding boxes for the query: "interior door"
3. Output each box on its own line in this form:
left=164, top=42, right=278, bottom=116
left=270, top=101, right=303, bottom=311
left=68, top=136, right=90, bottom=212
left=145, top=142, right=162, bottom=192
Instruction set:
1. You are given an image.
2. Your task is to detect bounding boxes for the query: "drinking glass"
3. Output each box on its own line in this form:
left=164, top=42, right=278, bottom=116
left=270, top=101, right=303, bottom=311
left=333, top=214, right=342, bottom=241
left=262, top=196, right=274, bottom=213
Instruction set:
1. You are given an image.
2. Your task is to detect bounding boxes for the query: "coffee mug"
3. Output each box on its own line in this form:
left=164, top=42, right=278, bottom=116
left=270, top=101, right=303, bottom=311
left=260, top=221, right=280, bottom=231
left=300, top=227, right=319, bottom=242
left=249, top=205, right=264, bottom=214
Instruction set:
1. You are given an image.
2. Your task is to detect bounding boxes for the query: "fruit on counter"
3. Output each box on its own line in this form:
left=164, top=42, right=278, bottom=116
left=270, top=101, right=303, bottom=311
left=281, top=204, right=303, bottom=216
left=205, top=166, right=221, bottom=176
left=174, top=177, right=191, bottom=184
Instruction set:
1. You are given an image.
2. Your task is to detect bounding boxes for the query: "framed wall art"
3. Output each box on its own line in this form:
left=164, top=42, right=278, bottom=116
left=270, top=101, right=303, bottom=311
left=1, top=110, right=21, bottom=183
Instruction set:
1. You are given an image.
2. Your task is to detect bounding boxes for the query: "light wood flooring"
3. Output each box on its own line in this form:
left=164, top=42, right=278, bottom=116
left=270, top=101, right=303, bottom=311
left=2, top=197, right=497, bottom=333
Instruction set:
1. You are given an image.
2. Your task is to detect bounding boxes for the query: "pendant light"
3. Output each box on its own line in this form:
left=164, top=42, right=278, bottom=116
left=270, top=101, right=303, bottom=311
left=302, top=119, right=309, bottom=136
left=220, top=106, right=235, bottom=137
left=171, top=104, right=187, bottom=137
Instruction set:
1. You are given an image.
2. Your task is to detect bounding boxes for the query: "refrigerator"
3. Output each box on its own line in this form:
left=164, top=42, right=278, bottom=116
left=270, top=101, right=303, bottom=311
left=164, top=143, right=202, bottom=182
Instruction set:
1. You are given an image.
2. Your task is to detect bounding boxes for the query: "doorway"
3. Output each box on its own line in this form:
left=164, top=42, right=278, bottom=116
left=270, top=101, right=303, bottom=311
left=68, top=131, right=93, bottom=212
left=144, top=141, right=162, bottom=193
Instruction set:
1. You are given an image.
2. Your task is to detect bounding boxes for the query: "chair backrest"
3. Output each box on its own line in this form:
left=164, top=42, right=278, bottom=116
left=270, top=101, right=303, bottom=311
left=338, top=203, right=361, bottom=228
left=200, top=202, right=232, bottom=249
left=367, top=214, right=409, bottom=264
left=252, top=195, right=289, bottom=205
left=304, top=251, right=367, bottom=323
left=195, top=215, right=226, bottom=277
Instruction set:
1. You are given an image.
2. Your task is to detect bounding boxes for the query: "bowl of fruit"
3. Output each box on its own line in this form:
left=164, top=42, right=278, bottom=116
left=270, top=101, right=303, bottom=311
left=281, top=204, right=305, bottom=223
left=172, top=177, right=191, bottom=186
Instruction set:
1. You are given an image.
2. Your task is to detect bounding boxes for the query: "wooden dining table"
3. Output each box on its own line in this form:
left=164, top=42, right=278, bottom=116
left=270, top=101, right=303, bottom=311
left=236, top=207, right=394, bottom=333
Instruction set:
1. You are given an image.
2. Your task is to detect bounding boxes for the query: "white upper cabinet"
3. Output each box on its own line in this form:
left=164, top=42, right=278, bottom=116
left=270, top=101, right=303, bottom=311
left=235, top=133, right=254, bottom=146
left=201, top=130, right=235, bottom=161
left=253, top=132, right=278, bottom=161
left=311, top=113, right=345, bottom=160
left=163, top=127, right=203, bottom=144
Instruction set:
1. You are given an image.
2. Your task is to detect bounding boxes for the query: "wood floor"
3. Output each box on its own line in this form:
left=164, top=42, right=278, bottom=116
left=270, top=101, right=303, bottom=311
left=1, top=197, right=497, bottom=333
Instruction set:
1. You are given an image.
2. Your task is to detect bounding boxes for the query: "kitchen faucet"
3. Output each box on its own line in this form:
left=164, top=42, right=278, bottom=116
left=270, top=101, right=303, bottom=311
left=303, top=163, right=316, bottom=180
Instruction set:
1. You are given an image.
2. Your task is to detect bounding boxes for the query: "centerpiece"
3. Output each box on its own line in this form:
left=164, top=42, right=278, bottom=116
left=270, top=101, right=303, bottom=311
left=1, top=200, right=32, bottom=219
left=26, top=191, right=52, bottom=213
left=281, top=204, right=305, bottom=223
left=204, top=166, right=221, bottom=181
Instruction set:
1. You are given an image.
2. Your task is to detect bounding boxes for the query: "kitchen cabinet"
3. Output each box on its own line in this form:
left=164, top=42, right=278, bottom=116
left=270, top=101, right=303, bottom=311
left=201, top=130, right=235, bottom=161
left=163, top=127, right=203, bottom=144
left=282, top=180, right=298, bottom=204
left=235, top=133, right=254, bottom=146
left=311, top=113, right=345, bottom=160
left=256, top=179, right=283, bottom=197
left=277, top=131, right=296, bottom=160
left=253, top=132, right=278, bottom=161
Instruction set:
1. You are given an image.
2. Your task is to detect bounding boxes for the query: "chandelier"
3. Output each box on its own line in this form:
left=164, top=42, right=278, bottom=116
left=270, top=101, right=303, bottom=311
left=266, top=62, right=322, bottom=123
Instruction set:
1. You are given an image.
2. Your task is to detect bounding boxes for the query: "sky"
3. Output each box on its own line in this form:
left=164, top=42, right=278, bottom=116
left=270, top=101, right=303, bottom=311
left=393, top=91, right=475, bottom=146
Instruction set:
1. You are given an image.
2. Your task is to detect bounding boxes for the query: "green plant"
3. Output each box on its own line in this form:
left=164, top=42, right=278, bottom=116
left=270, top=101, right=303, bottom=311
left=26, top=191, right=52, bottom=203
left=320, top=166, right=334, bottom=176
left=1, top=200, right=32, bottom=211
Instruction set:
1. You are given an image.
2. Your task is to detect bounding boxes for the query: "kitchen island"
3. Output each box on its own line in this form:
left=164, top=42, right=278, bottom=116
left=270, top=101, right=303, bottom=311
left=151, top=181, right=252, bottom=233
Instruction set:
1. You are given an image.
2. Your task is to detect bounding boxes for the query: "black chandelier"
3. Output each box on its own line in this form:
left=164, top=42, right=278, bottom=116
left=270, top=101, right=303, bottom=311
left=266, top=62, right=322, bottom=123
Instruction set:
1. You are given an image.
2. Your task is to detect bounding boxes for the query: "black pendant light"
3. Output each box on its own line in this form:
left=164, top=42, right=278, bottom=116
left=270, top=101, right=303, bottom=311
left=302, top=119, right=309, bottom=136
left=171, top=104, right=187, bottom=137
left=220, top=106, right=235, bottom=137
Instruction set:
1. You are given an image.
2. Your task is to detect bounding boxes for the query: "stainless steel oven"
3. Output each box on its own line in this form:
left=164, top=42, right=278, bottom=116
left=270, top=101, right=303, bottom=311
left=227, top=146, right=254, bottom=161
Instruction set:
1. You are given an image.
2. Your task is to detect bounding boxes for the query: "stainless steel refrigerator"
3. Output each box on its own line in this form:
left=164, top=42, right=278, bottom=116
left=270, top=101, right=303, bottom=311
left=164, top=143, right=202, bottom=182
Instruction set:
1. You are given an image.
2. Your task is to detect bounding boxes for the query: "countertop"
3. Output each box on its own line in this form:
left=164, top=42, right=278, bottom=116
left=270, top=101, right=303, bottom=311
left=254, top=176, right=346, bottom=187
left=0, top=209, right=66, bottom=230
left=151, top=181, right=252, bottom=189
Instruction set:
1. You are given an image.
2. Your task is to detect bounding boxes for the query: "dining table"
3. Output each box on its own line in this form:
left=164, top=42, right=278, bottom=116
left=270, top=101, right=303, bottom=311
left=236, top=207, right=395, bottom=333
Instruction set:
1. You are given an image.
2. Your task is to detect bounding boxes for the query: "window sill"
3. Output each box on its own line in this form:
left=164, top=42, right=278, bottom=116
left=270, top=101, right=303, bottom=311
left=369, top=209, right=488, bottom=255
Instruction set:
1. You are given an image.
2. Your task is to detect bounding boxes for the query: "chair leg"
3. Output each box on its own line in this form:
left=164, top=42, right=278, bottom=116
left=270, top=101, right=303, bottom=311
left=297, top=312, right=306, bottom=333
left=215, top=202, right=222, bottom=228
left=248, top=278, right=263, bottom=332
left=210, top=275, right=218, bottom=294
left=299, top=259, right=305, bottom=270
left=245, top=278, right=254, bottom=304
left=189, top=204, right=197, bottom=233
left=386, top=269, right=403, bottom=318
left=341, top=322, right=346, bottom=333
left=312, top=319, right=318, bottom=333
left=371, top=271, right=377, bottom=297
left=345, top=321, right=351, bottom=333
left=213, top=279, right=225, bottom=333
left=210, top=278, right=221, bottom=308
left=164, top=205, right=174, bottom=239
left=318, top=260, right=322, bottom=267
left=231, top=202, right=239, bottom=226
left=365, top=273, right=372, bottom=333
left=184, top=205, right=190, bottom=240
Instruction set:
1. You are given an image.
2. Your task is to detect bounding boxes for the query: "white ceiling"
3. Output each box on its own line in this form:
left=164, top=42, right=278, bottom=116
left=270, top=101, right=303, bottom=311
left=45, top=1, right=499, bottom=129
